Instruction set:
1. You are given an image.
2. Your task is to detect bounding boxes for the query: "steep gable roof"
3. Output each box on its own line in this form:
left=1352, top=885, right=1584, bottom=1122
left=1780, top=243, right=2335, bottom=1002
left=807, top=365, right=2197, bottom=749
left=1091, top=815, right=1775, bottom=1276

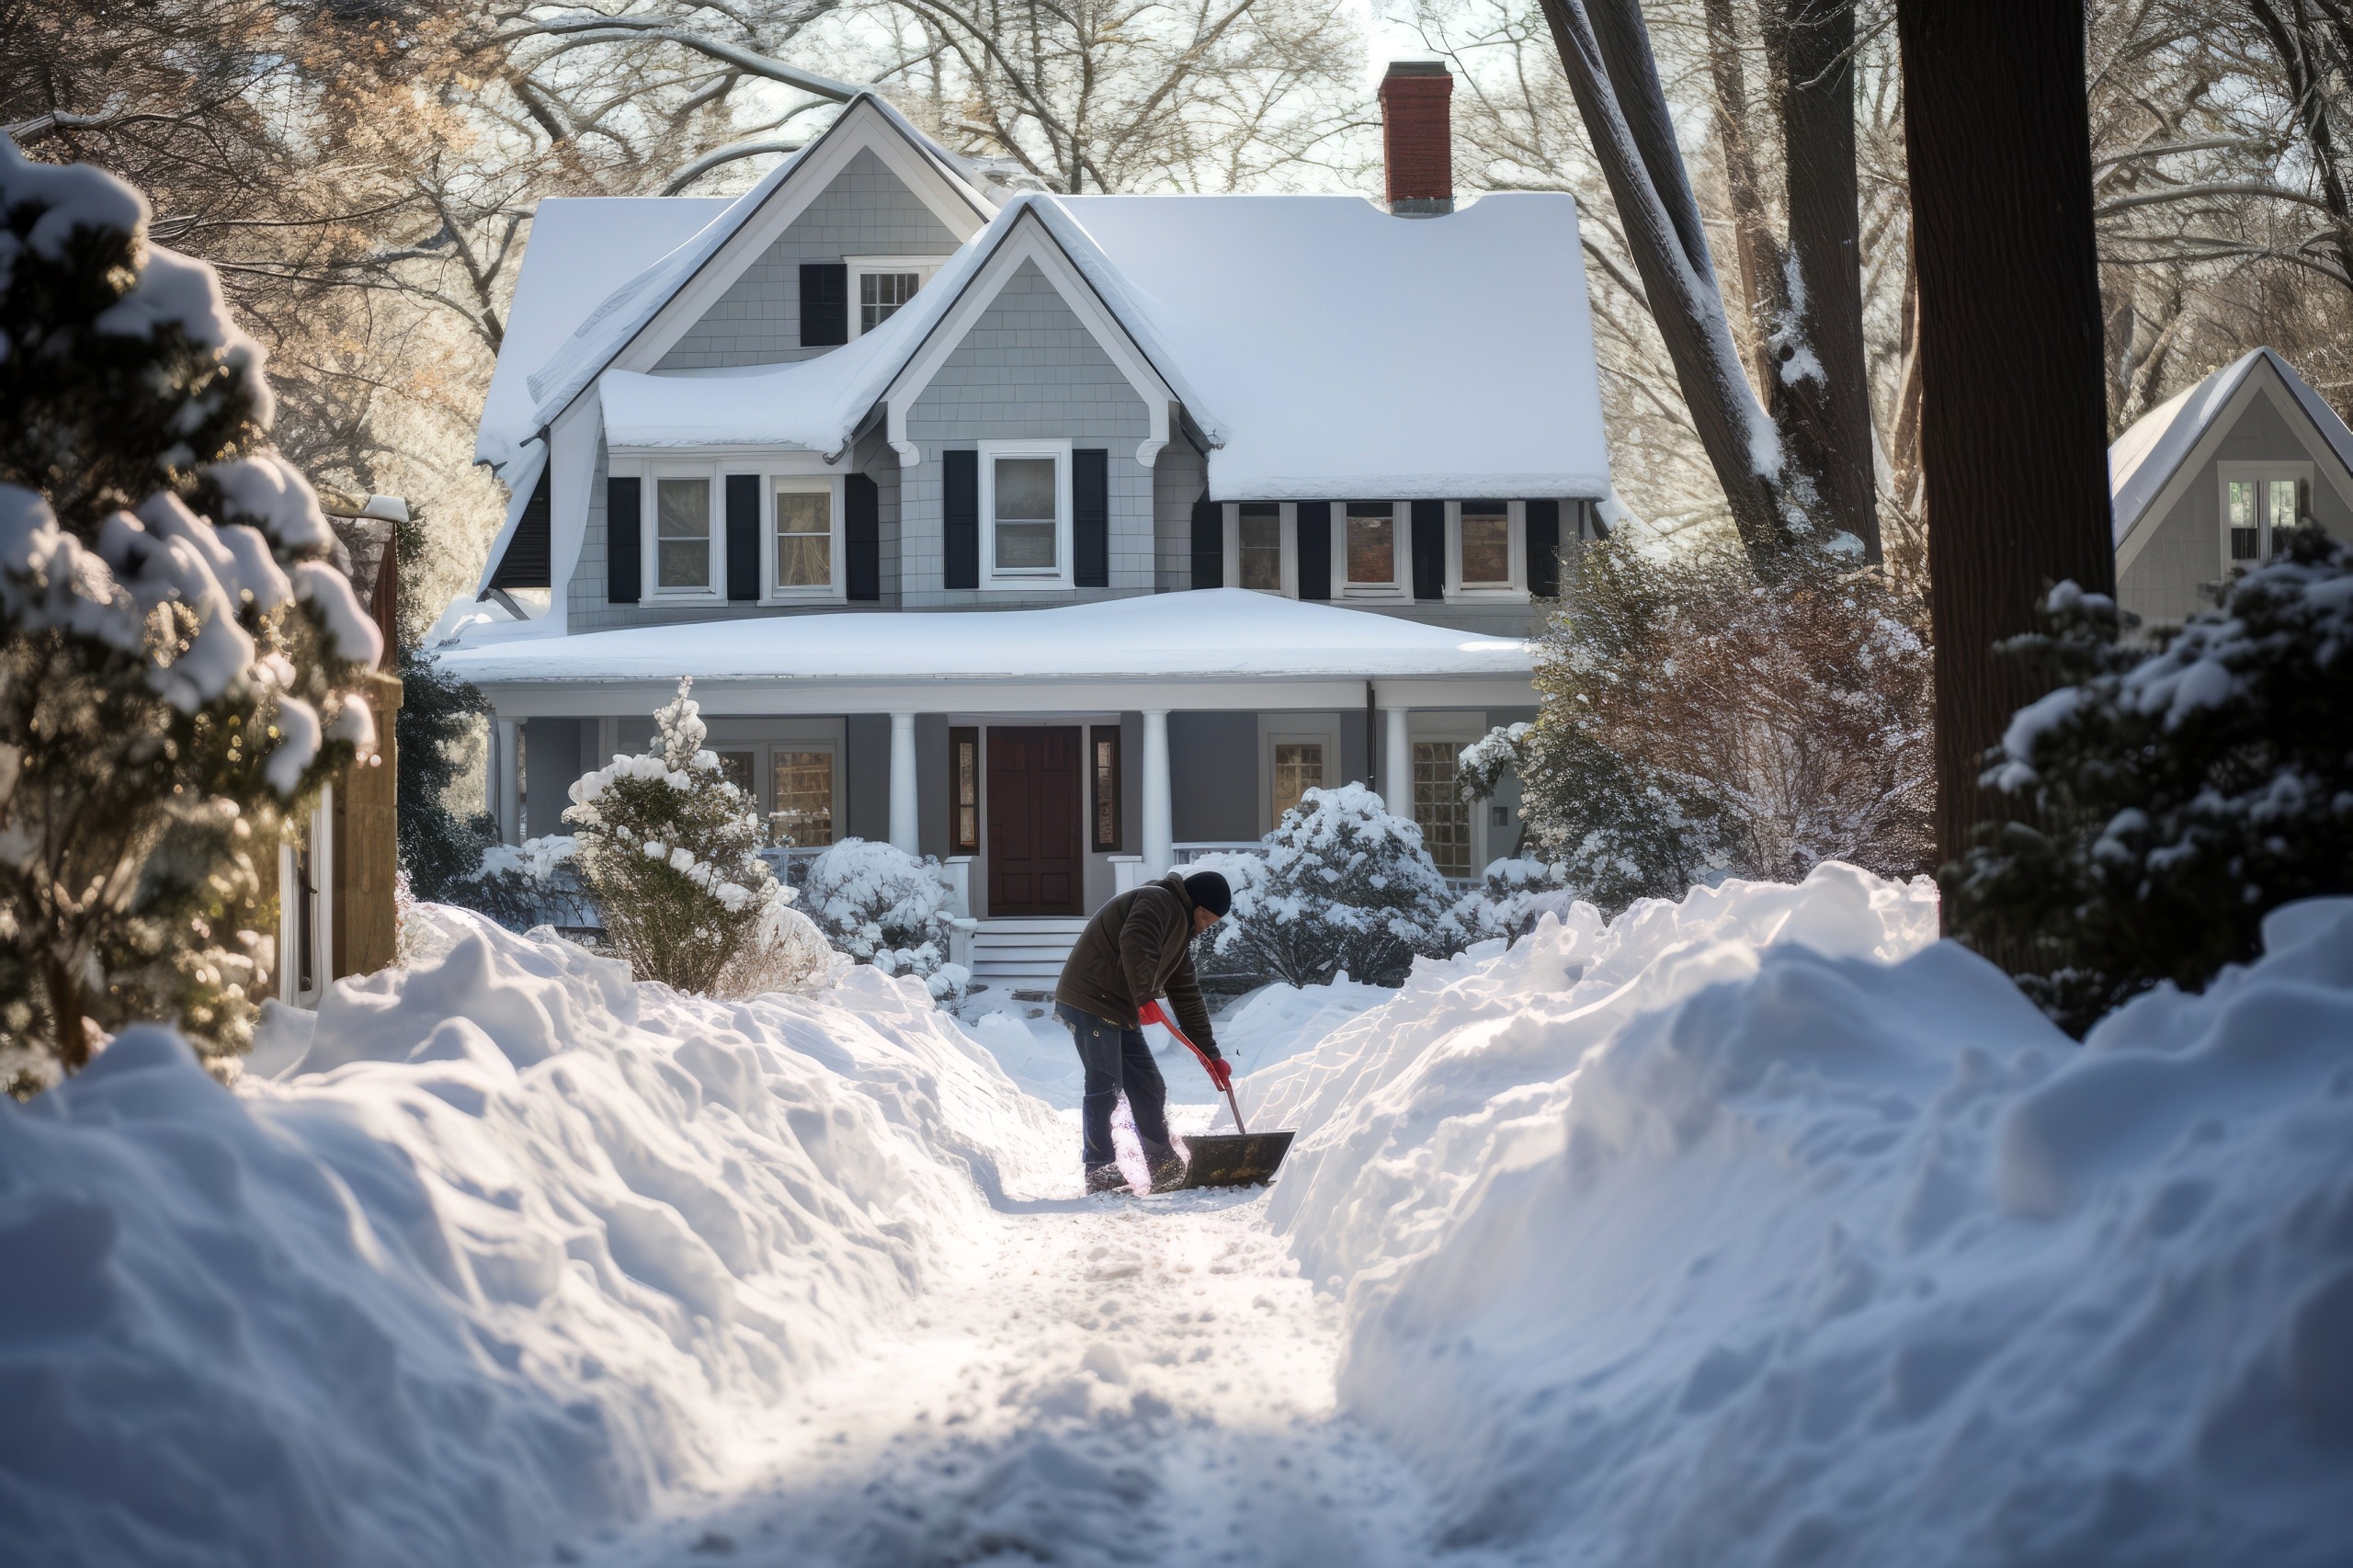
left=2110, top=347, right=2353, bottom=548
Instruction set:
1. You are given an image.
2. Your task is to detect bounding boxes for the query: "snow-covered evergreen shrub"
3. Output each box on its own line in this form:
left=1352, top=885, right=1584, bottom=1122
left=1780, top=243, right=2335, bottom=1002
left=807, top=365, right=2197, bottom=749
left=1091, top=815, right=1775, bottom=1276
left=1197, top=783, right=1457, bottom=988
left=563, top=679, right=824, bottom=994
left=1474, top=535, right=1933, bottom=914
left=0, top=140, right=380, bottom=1087
left=394, top=643, right=495, bottom=903
left=460, top=835, right=594, bottom=933
left=1949, top=528, right=2353, bottom=1034
left=1445, top=856, right=1583, bottom=945
left=799, top=837, right=967, bottom=999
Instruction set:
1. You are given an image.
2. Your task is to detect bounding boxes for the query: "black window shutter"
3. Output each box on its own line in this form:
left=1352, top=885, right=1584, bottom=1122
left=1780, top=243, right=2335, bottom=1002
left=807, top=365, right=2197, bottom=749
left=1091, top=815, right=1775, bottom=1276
left=1527, top=499, right=1562, bottom=597
left=1411, top=499, right=1446, bottom=600
left=725, top=473, right=760, bottom=601
left=489, top=467, right=552, bottom=589
left=846, top=472, right=881, bottom=601
left=607, top=475, right=641, bottom=603
left=1074, top=449, right=1109, bottom=587
left=1189, top=495, right=1222, bottom=589
left=943, top=449, right=979, bottom=589
left=800, top=263, right=847, bottom=347
left=1296, top=501, right=1331, bottom=600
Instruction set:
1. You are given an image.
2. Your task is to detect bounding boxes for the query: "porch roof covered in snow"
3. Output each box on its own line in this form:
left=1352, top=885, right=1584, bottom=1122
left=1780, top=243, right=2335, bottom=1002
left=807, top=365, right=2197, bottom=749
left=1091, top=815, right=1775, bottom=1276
left=438, top=590, right=1538, bottom=717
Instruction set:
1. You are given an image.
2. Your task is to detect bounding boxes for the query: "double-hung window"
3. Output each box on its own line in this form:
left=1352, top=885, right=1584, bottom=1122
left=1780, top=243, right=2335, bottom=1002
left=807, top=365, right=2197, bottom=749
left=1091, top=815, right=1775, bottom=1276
left=654, top=475, right=713, bottom=593
left=1238, top=504, right=1284, bottom=591
left=773, top=483, right=833, bottom=594
left=1344, top=502, right=1400, bottom=593
left=1447, top=501, right=1528, bottom=599
left=2221, top=464, right=2309, bottom=573
left=980, top=440, right=1072, bottom=587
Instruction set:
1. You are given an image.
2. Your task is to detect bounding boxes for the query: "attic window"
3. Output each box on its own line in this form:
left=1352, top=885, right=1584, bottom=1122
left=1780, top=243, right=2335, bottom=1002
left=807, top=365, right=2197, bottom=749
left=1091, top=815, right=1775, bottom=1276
left=2221, top=466, right=2310, bottom=574
left=861, top=272, right=919, bottom=333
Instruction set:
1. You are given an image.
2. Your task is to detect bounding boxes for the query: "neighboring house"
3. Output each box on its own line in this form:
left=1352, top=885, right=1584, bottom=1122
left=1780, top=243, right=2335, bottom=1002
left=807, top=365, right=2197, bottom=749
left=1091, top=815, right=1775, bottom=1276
left=2111, top=347, right=2353, bottom=628
left=444, top=65, right=1611, bottom=976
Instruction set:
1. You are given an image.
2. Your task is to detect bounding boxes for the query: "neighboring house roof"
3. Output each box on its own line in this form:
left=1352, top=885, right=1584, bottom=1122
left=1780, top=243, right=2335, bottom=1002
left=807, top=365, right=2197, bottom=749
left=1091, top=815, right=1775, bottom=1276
left=2109, top=347, right=2353, bottom=547
left=440, top=588, right=1533, bottom=686
left=475, top=197, right=731, bottom=473
left=597, top=188, right=1608, bottom=501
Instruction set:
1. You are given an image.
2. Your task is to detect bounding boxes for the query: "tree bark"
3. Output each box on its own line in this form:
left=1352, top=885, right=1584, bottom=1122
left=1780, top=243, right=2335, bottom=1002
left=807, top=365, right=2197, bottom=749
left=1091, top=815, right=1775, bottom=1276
left=1777, top=0, right=1881, bottom=560
left=1897, top=0, right=2116, bottom=884
left=1699, top=0, right=1789, bottom=394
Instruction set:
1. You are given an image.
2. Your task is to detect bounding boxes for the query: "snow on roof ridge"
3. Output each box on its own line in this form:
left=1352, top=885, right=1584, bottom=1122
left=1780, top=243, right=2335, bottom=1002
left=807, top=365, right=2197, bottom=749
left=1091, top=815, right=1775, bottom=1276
left=2109, top=347, right=2353, bottom=545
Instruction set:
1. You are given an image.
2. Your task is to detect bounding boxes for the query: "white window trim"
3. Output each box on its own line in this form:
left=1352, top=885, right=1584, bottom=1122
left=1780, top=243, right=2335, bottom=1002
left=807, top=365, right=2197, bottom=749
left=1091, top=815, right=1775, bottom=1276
left=2216, top=460, right=2312, bottom=579
left=846, top=256, right=943, bottom=339
left=979, top=438, right=1074, bottom=590
left=1446, top=500, right=1529, bottom=601
left=763, top=472, right=848, bottom=604
left=1334, top=501, right=1411, bottom=601
left=640, top=463, right=724, bottom=600
left=1257, top=713, right=1342, bottom=834
left=1224, top=502, right=1299, bottom=597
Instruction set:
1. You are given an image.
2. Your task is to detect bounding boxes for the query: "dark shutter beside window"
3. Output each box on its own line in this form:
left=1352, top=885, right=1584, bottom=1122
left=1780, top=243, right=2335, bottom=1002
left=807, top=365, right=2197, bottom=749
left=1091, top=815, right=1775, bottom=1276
left=1296, top=501, right=1331, bottom=600
left=607, top=475, right=642, bottom=603
left=1074, top=449, right=1108, bottom=587
left=800, top=264, right=847, bottom=347
left=943, top=449, right=979, bottom=590
left=725, top=473, right=760, bottom=601
left=1411, top=499, right=1446, bottom=600
left=1190, top=495, right=1222, bottom=589
left=846, top=472, right=881, bottom=601
left=1527, top=499, right=1562, bottom=597
left=488, top=467, right=552, bottom=589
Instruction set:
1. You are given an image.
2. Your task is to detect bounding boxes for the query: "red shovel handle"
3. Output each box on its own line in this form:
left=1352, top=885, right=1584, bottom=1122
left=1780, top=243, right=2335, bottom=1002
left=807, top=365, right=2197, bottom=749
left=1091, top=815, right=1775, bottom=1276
left=1140, top=999, right=1248, bottom=1135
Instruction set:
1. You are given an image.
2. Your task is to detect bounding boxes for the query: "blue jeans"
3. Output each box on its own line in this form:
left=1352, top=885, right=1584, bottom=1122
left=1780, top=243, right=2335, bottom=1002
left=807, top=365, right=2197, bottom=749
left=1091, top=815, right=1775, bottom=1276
left=1057, top=1003, right=1174, bottom=1171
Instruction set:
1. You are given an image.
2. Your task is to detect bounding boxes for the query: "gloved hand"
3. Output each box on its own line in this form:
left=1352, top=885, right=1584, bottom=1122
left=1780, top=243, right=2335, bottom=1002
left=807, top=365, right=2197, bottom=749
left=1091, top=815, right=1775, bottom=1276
left=1204, top=1052, right=1233, bottom=1093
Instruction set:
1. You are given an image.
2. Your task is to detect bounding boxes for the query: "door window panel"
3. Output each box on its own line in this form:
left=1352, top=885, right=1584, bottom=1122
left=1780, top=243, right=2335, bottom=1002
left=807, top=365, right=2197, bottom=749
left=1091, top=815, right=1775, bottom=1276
left=775, top=488, right=832, bottom=588
left=770, top=749, right=835, bottom=847
left=994, top=456, right=1058, bottom=570
left=1346, top=503, right=1394, bottom=585
left=1273, top=742, right=1324, bottom=824
left=1239, top=504, right=1283, bottom=590
left=1461, top=505, right=1511, bottom=585
left=950, top=729, right=979, bottom=853
left=1413, top=741, right=1472, bottom=879
left=656, top=478, right=711, bottom=588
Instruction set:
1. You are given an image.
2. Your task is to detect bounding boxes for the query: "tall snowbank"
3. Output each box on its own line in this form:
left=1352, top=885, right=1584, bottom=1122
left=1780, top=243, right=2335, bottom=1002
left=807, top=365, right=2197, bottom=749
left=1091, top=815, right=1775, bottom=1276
left=1259, top=864, right=2353, bottom=1565
left=0, top=907, right=1063, bottom=1568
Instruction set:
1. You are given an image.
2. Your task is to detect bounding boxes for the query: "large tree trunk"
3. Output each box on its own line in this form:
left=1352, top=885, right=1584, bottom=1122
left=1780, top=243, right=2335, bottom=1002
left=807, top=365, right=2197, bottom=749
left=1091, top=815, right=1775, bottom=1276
left=1536, top=0, right=1798, bottom=565
left=1897, top=0, right=2116, bottom=881
left=1776, top=0, right=1881, bottom=560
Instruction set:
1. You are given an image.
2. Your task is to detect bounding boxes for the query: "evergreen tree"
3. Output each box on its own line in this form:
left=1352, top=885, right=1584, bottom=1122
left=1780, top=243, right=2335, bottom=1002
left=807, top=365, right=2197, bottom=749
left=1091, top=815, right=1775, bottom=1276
left=394, top=643, right=496, bottom=903
left=0, top=139, right=379, bottom=1088
left=563, top=679, right=816, bottom=993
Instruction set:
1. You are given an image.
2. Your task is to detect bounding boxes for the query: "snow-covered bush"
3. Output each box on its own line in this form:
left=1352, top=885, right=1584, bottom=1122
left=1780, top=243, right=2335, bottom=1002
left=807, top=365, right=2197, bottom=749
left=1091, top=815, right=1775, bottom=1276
left=1445, top=856, right=1583, bottom=945
left=1476, top=535, right=1934, bottom=914
left=393, top=642, right=495, bottom=902
left=799, top=837, right=967, bottom=999
left=0, top=139, right=379, bottom=1088
left=563, top=679, right=824, bottom=994
left=456, top=834, right=595, bottom=934
left=1949, top=528, right=2353, bottom=1034
left=1197, top=783, right=1457, bottom=988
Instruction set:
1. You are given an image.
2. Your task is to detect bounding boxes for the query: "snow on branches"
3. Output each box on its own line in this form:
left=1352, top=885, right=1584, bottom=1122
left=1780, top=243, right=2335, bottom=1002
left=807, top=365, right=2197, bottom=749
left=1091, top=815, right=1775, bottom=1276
left=0, top=137, right=379, bottom=1086
left=798, top=838, right=968, bottom=999
left=563, top=679, right=829, bottom=995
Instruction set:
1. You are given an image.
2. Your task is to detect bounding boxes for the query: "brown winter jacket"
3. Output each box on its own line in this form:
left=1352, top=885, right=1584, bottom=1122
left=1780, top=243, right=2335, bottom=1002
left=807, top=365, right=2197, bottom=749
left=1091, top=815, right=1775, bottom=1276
left=1054, top=874, right=1219, bottom=1053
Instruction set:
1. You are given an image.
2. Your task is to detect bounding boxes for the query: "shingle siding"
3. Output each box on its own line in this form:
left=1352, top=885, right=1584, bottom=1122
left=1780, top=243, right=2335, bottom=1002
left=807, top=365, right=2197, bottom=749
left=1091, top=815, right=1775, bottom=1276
left=654, top=148, right=963, bottom=370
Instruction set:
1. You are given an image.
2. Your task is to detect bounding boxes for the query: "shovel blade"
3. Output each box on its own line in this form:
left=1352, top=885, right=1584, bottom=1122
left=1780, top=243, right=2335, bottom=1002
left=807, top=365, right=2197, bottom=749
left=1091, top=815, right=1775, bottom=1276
left=1179, top=1131, right=1297, bottom=1189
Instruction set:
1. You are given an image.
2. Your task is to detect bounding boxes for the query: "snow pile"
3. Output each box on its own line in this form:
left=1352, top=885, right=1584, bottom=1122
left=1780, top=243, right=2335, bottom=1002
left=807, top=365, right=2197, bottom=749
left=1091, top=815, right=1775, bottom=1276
left=0, top=907, right=1063, bottom=1568
left=1257, top=864, right=2353, bottom=1564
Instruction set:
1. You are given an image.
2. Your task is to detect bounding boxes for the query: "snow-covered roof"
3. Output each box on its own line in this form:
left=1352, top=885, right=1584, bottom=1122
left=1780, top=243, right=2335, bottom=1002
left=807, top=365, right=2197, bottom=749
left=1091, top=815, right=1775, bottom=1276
left=439, top=589, right=1532, bottom=686
left=598, top=190, right=1608, bottom=501
left=475, top=197, right=731, bottom=473
left=2109, top=347, right=2353, bottom=544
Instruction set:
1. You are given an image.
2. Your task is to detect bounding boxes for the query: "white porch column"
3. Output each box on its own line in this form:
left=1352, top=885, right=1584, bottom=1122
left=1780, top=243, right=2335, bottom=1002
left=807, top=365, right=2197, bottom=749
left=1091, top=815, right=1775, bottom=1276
left=888, top=711, right=918, bottom=854
left=1382, top=706, right=1413, bottom=817
left=1142, top=709, right=1174, bottom=876
left=494, top=719, right=521, bottom=845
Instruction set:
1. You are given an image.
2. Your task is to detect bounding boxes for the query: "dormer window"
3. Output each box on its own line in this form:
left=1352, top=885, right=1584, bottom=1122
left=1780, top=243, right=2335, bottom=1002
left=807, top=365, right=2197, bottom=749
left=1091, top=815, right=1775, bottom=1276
left=847, top=257, right=940, bottom=338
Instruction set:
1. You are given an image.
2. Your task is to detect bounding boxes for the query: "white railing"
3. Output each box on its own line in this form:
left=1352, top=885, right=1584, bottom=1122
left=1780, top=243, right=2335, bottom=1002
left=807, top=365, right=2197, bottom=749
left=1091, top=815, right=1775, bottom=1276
left=1173, top=841, right=1265, bottom=864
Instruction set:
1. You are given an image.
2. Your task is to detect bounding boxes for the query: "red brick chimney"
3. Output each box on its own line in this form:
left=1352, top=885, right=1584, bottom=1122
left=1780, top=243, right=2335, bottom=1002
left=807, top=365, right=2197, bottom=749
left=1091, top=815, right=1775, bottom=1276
left=1380, top=61, right=1454, bottom=216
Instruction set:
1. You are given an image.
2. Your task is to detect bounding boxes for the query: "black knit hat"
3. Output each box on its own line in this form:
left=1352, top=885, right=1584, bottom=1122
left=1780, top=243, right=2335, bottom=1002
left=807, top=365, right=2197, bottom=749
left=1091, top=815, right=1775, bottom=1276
left=1182, top=870, right=1233, bottom=917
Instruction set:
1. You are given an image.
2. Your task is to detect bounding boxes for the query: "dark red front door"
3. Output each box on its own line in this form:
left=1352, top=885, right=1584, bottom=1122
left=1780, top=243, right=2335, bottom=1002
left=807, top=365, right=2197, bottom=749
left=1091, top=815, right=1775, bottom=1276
left=987, top=727, right=1082, bottom=915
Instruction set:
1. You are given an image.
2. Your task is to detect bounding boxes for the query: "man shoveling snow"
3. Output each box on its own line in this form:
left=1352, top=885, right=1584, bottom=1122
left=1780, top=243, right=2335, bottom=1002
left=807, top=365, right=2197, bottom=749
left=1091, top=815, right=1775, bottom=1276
left=1054, top=871, right=1233, bottom=1194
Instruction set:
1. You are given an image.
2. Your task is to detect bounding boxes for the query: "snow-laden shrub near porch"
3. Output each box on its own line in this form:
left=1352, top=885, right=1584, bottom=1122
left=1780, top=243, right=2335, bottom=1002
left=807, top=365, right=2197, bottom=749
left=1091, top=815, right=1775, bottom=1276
left=563, top=679, right=827, bottom=994
left=1443, top=855, right=1580, bottom=944
left=1195, top=783, right=1456, bottom=988
left=800, top=837, right=968, bottom=999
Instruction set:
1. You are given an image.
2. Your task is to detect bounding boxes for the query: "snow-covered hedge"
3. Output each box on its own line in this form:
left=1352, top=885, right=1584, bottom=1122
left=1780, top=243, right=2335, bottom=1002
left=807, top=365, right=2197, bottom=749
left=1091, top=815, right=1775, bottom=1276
left=799, top=837, right=968, bottom=999
left=1253, top=866, right=2351, bottom=1564
left=0, top=906, right=1063, bottom=1568
left=1950, top=527, right=2353, bottom=1033
left=1443, top=855, right=1578, bottom=944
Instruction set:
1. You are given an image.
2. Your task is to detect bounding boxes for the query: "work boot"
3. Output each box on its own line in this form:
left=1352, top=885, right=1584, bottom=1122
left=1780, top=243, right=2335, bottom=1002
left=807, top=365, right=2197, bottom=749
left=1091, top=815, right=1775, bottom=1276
left=1147, top=1154, right=1188, bottom=1195
left=1085, top=1163, right=1128, bottom=1195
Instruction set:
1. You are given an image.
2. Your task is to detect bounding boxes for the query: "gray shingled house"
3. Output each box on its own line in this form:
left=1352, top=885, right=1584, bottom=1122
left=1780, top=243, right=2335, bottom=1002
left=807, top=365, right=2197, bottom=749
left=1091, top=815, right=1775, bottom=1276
left=2110, top=347, right=2353, bottom=628
left=446, top=74, right=1611, bottom=985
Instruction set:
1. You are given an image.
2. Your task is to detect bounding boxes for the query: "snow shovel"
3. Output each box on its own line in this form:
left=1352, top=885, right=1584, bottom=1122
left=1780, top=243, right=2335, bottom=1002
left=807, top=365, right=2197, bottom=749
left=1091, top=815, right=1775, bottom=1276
left=1138, top=1000, right=1296, bottom=1189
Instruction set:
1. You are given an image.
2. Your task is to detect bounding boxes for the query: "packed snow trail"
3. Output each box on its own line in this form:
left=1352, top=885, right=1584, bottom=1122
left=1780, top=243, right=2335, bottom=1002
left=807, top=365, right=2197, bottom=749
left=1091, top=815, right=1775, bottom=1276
left=566, top=1128, right=1473, bottom=1568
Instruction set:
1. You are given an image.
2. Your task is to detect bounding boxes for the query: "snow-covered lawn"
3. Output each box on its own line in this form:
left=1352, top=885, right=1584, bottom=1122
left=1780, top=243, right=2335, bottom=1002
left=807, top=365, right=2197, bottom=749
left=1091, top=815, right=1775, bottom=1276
left=4, top=869, right=2347, bottom=1567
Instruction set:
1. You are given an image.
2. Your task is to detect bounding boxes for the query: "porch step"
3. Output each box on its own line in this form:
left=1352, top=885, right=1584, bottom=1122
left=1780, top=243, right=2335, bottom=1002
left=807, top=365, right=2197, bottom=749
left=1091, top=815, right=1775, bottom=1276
left=967, top=917, right=1088, bottom=994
